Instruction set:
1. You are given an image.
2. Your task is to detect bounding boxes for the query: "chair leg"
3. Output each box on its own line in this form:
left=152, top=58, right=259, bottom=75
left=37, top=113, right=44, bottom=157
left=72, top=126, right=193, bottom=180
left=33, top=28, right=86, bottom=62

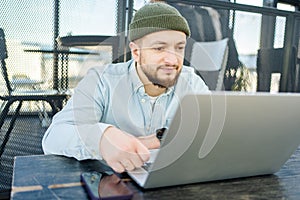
left=0, top=101, right=22, bottom=158
left=0, top=101, right=11, bottom=131
left=47, top=99, right=63, bottom=116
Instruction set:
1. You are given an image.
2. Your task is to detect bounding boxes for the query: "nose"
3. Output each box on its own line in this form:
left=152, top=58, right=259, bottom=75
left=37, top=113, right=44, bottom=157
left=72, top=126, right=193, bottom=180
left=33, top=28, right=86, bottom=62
left=164, top=50, right=178, bottom=65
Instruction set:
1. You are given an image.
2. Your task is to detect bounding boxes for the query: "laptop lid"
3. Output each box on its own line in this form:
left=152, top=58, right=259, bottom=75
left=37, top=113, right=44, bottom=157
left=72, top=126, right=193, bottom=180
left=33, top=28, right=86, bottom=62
left=129, top=92, right=300, bottom=189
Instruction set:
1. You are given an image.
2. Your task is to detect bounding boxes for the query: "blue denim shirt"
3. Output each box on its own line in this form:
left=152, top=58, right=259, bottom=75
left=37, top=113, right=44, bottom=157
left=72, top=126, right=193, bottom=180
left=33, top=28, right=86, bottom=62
left=42, top=60, right=209, bottom=160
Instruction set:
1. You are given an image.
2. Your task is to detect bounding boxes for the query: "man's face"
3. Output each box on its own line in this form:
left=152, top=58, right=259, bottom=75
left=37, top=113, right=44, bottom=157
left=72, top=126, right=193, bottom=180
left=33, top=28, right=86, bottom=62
left=131, top=30, right=186, bottom=88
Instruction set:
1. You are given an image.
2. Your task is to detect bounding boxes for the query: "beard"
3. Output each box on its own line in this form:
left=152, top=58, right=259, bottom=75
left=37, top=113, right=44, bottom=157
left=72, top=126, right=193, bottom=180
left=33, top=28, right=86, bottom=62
left=140, top=64, right=181, bottom=88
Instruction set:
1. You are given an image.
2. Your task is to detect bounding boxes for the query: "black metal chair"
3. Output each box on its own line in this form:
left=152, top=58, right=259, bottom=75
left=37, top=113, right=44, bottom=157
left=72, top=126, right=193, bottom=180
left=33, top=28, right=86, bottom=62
left=0, top=27, right=69, bottom=158
left=0, top=28, right=70, bottom=198
left=256, top=47, right=298, bottom=92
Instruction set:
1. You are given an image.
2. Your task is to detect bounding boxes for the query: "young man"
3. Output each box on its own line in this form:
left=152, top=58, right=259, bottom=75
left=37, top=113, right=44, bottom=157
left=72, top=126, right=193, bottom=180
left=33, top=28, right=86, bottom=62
left=42, top=3, right=209, bottom=173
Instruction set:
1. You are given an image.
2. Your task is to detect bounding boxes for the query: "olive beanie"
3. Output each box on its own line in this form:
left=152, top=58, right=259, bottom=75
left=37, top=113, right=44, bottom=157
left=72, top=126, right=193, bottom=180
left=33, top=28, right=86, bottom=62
left=128, top=3, right=191, bottom=41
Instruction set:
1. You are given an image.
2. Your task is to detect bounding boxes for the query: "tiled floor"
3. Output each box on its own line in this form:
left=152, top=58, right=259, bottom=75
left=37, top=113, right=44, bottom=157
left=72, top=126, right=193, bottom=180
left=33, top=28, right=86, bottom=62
left=0, top=116, right=47, bottom=196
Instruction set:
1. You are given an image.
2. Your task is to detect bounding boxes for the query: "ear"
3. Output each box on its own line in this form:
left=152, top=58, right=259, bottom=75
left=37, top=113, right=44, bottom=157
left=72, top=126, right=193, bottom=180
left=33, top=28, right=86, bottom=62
left=129, top=42, right=140, bottom=62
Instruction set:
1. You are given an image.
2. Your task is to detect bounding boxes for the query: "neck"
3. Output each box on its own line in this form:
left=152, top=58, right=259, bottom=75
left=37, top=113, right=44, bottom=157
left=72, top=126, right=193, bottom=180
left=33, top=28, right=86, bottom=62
left=144, top=84, right=166, bottom=97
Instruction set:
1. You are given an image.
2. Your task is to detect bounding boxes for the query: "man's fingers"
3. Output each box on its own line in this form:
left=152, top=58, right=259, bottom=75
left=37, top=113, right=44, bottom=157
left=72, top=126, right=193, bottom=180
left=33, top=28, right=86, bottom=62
left=138, top=134, right=160, bottom=149
left=135, top=141, right=151, bottom=162
left=120, top=160, right=135, bottom=171
left=125, top=151, right=145, bottom=170
left=110, top=162, right=125, bottom=173
left=99, top=127, right=151, bottom=172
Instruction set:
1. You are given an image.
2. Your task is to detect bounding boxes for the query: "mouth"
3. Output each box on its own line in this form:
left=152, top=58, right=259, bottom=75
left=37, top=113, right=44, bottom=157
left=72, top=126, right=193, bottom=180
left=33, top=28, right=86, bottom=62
left=159, top=66, right=177, bottom=74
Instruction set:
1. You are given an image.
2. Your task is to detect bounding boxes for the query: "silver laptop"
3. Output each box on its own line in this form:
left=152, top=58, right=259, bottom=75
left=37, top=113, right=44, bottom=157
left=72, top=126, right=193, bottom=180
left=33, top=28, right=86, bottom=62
left=128, top=92, right=300, bottom=189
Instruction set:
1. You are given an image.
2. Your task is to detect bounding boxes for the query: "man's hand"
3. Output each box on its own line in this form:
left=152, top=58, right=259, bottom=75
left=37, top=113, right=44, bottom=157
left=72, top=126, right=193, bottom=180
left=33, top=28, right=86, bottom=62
left=138, top=134, right=160, bottom=149
left=100, top=126, right=150, bottom=173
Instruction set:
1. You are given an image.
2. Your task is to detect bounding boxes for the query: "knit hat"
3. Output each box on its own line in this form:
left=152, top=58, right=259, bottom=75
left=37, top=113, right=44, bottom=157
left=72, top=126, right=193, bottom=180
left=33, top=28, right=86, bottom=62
left=128, top=3, right=191, bottom=41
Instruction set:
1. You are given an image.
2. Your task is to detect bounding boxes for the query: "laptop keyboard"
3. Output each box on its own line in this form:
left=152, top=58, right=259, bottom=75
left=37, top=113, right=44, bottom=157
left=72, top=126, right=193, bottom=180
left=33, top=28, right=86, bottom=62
left=142, top=162, right=152, bottom=171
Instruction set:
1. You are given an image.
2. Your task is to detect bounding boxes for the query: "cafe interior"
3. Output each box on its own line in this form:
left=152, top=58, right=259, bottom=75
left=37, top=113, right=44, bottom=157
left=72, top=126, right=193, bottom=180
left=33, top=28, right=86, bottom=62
left=0, top=0, right=300, bottom=199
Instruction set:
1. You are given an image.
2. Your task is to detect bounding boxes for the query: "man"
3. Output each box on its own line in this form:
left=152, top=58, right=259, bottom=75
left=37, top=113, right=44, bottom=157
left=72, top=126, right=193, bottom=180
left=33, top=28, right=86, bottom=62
left=42, top=3, right=209, bottom=173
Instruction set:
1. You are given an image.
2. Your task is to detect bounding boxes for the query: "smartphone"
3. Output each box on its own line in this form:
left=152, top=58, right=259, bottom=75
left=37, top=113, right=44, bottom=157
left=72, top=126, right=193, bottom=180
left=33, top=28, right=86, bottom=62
left=81, top=171, right=133, bottom=200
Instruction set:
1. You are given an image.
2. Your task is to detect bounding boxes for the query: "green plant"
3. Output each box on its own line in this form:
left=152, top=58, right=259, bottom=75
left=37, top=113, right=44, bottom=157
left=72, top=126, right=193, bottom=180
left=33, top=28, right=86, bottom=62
left=231, top=65, right=251, bottom=91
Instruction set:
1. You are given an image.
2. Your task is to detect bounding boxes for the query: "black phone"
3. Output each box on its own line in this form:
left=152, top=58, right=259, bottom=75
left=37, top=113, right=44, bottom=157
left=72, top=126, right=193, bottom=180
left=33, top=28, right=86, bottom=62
left=81, top=171, right=133, bottom=200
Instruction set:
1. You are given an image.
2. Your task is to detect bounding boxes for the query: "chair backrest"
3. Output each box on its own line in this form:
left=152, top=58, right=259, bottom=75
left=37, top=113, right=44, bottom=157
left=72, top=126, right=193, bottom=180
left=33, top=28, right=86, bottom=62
left=190, top=38, right=229, bottom=90
left=256, top=47, right=297, bottom=92
left=57, top=35, right=120, bottom=63
left=0, top=28, right=13, bottom=95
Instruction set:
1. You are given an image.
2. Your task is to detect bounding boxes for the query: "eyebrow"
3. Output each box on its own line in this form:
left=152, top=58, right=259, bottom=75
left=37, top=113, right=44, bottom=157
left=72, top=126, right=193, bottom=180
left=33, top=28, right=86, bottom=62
left=149, top=40, right=186, bottom=46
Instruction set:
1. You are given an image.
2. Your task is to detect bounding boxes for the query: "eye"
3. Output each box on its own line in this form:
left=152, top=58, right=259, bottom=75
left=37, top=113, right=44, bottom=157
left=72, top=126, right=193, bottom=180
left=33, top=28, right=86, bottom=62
left=177, top=46, right=185, bottom=51
left=153, top=46, right=164, bottom=51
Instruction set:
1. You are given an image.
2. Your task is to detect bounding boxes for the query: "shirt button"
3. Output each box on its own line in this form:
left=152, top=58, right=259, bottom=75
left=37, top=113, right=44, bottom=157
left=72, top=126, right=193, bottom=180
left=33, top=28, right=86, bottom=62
left=141, top=99, right=146, bottom=103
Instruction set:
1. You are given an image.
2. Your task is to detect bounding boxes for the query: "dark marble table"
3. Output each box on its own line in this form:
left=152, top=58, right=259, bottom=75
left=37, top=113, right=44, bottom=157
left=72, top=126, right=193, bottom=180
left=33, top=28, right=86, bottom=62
left=11, top=147, right=300, bottom=200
